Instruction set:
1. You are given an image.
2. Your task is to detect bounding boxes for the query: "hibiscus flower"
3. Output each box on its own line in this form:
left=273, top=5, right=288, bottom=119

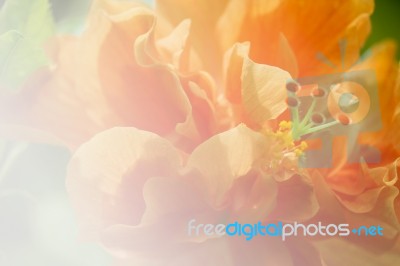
left=1, top=0, right=399, bottom=265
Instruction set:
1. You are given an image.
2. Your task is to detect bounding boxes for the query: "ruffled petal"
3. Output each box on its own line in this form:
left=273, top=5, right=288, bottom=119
left=157, top=0, right=374, bottom=77
left=188, top=124, right=272, bottom=204
left=223, top=42, right=291, bottom=127
left=66, top=127, right=182, bottom=240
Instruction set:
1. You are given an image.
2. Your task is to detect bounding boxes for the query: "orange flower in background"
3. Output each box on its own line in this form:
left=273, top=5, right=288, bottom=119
left=0, top=0, right=400, bottom=265
left=156, top=0, right=373, bottom=77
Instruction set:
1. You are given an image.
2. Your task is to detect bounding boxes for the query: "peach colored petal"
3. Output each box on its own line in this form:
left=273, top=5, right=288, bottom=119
left=215, top=0, right=285, bottom=52
left=156, top=19, right=192, bottom=70
left=131, top=17, right=218, bottom=148
left=65, top=124, right=301, bottom=264
left=187, top=124, right=272, bottom=205
left=327, top=163, right=371, bottom=196
left=226, top=169, right=278, bottom=223
left=0, top=7, right=158, bottom=148
left=140, top=174, right=216, bottom=232
left=99, top=174, right=223, bottom=258
left=98, top=11, right=192, bottom=137
left=222, top=42, right=291, bottom=127
left=156, top=0, right=230, bottom=76
left=223, top=42, right=250, bottom=105
left=312, top=169, right=400, bottom=240
left=175, top=80, right=217, bottom=146
left=66, top=127, right=182, bottom=240
left=241, top=56, right=291, bottom=126
left=311, top=171, right=349, bottom=224
left=1, top=3, right=219, bottom=150
left=361, top=158, right=400, bottom=187
left=337, top=187, right=387, bottom=213
left=269, top=173, right=319, bottom=222
left=358, top=186, right=400, bottom=237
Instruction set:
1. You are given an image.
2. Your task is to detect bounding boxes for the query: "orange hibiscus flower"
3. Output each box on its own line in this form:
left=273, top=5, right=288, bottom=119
left=1, top=0, right=399, bottom=265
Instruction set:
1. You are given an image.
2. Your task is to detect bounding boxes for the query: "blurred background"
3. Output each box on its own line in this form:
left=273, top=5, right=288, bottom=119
left=0, top=142, right=112, bottom=265
left=363, top=0, right=400, bottom=58
left=0, top=0, right=398, bottom=265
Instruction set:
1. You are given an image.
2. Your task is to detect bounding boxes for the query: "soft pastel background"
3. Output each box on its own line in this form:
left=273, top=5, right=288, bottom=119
left=0, top=0, right=399, bottom=265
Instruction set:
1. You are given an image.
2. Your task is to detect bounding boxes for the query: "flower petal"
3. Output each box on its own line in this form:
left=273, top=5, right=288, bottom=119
left=187, top=124, right=273, bottom=205
left=241, top=56, right=290, bottom=126
left=157, top=0, right=374, bottom=76
left=66, top=127, right=182, bottom=240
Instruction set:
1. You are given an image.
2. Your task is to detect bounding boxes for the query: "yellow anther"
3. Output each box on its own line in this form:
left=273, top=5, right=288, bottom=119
left=279, top=131, right=292, bottom=144
left=294, top=148, right=303, bottom=157
left=279, top=120, right=292, bottom=131
left=261, top=120, right=309, bottom=171
left=300, top=141, right=308, bottom=150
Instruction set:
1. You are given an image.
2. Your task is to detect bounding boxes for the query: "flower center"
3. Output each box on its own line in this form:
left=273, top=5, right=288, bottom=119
left=260, top=121, right=308, bottom=170
left=285, top=81, right=345, bottom=140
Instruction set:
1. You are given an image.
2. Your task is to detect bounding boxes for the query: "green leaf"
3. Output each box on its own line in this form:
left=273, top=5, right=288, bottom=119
left=0, top=0, right=55, bottom=90
left=0, top=0, right=54, bottom=42
left=0, top=30, right=49, bottom=89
